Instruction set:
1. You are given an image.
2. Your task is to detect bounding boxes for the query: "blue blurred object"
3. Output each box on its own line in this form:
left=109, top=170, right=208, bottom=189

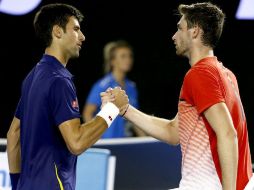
left=76, top=148, right=116, bottom=190
left=236, top=0, right=254, bottom=20
left=0, top=0, right=42, bottom=15
left=94, top=137, right=182, bottom=190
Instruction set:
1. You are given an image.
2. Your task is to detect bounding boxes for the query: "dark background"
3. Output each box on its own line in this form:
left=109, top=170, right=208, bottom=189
left=0, top=0, right=253, bottom=158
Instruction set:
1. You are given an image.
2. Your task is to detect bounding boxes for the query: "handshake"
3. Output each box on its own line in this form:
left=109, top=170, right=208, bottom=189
left=100, top=87, right=129, bottom=116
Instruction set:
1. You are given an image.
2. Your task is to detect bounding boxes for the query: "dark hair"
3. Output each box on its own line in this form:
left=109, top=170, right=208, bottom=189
left=103, top=40, right=133, bottom=73
left=33, top=3, right=84, bottom=47
left=178, top=2, right=225, bottom=48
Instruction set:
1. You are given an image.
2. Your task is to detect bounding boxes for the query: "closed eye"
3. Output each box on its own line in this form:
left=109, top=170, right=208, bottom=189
left=74, top=26, right=80, bottom=31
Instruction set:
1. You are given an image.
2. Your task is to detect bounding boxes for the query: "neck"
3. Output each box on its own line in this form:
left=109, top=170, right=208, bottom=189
left=112, top=69, right=126, bottom=86
left=45, top=45, right=69, bottom=67
left=188, top=45, right=214, bottom=67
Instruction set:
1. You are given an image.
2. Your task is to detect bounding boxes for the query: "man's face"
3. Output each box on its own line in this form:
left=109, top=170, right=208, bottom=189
left=172, top=16, right=191, bottom=57
left=61, top=16, right=85, bottom=59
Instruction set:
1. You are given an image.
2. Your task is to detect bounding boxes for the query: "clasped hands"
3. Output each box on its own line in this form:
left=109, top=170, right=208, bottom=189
left=100, top=87, right=129, bottom=116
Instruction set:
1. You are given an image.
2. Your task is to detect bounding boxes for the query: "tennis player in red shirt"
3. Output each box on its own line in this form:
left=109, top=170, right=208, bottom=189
left=102, top=2, right=253, bottom=190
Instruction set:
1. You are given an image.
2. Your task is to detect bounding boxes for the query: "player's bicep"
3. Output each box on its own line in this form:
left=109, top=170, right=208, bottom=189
left=170, top=114, right=179, bottom=129
left=166, top=114, right=179, bottom=145
left=7, top=117, right=21, bottom=147
left=8, top=117, right=20, bottom=133
left=58, top=118, right=81, bottom=155
left=204, top=102, right=236, bottom=137
left=7, top=117, right=21, bottom=173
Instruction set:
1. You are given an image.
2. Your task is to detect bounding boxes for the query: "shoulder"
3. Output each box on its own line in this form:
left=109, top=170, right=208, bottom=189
left=96, top=74, right=114, bottom=89
left=23, top=66, right=37, bottom=83
left=225, top=67, right=237, bottom=79
left=183, top=64, right=222, bottom=93
left=186, top=61, right=220, bottom=82
left=50, top=76, right=74, bottom=92
left=126, top=78, right=137, bottom=89
left=52, top=75, right=73, bottom=84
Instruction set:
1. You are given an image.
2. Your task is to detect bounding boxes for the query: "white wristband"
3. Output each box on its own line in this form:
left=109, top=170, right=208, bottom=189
left=97, top=102, right=119, bottom=128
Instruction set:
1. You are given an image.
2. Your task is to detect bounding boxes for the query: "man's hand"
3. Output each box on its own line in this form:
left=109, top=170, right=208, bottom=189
left=111, top=87, right=129, bottom=115
left=100, top=88, right=115, bottom=108
left=100, top=87, right=129, bottom=116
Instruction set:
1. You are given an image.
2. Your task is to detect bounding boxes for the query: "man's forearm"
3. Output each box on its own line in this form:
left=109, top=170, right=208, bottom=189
left=7, top=117, right=21, bottom=190
left=60, top=103, right=120, bottom=155
left=78, top=102, right=120, bottom=150
left=124, top=105, right=179, bottom=145
left=7, top=139, right=21, bottom=173
left=7, top=117, right=21, bottom=173
left=79, top=117, right=108, bottom=150
left=217, top=132, right=238, bottom=190
left=60, top=116, right=108, bottom=155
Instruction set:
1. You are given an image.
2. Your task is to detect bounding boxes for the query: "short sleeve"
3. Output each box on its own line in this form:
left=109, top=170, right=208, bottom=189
left=184, top=68, right=225, bottom=114
left=15, top=99, right=22, bottom=119
left=86, top=82, right=104, bottom=106
left=49, top=77, right=81, bottom=126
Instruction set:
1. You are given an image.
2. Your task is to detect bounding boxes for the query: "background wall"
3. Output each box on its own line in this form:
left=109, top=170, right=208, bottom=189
left=0, top=0, right=253, bottom=157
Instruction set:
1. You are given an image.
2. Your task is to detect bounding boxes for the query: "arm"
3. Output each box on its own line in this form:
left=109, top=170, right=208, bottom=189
left=204, top=102, right=238, bottom=190
left=7, top=117, right=21, bottom=173
left=82, top=103, right=97, bottom=122
left=132, top=125, right=147, bottom=137
left=7, top=117, right=21, bottom=190
left=124, top=105, right=179, bottom=145
left=131, top=88, right=147, bottom=137
left=59, top=116, right=108, bottom=155
left=60, top=88, right=128, bottom=155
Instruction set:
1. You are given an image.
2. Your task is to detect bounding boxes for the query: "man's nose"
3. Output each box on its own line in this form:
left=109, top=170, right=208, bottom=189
left=80, top=32, right=85, bottom=42
left=172, top=33, right=176, bottom=41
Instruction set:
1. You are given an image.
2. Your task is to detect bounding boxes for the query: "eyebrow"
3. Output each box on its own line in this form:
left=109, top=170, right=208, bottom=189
left=74, top=25, right=80, bottom=29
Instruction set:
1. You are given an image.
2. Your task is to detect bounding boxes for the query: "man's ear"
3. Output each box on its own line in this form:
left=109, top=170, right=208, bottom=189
left=191, top=25, right=201, bottom=39
left=52, top=25, right=63, bottom=39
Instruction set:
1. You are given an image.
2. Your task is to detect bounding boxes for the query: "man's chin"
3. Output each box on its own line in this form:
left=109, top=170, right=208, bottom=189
left=176, top=50, right=186, bottom=57
left=70, top=52, right=80, bottom=59
left=176, top=51, right=182, bottom=56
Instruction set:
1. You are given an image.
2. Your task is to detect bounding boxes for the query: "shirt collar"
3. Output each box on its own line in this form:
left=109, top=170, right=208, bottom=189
left=108, top=72, right=128, bottom=82
left=107, top=72, right=131, bottom=89
left=194, top=56, right=218, bottom=67
left=40, top=54, right=73, bottom=79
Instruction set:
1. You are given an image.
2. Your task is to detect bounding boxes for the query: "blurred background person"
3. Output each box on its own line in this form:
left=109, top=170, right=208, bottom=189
left=83, top=40, right=145, bottom=138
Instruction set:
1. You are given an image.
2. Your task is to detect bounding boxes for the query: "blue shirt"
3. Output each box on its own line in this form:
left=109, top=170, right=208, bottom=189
left=15, top=54, right=80, bottom=190
left=86, top=73, right=138, bottom=138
